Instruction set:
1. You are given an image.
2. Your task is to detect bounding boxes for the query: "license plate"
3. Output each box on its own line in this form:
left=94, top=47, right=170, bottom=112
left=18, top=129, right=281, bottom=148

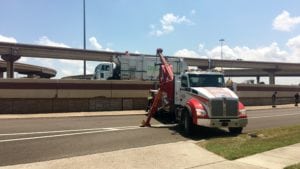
left=221, top=122, right=228, bottom=126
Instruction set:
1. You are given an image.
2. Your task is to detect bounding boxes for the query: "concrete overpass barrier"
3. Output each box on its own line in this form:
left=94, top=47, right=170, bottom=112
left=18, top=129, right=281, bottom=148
left=0, top=79, right=299, bottom=114
left=0, top=79, right=154, bottom=114
left=234, top=84, right=300, bottom=106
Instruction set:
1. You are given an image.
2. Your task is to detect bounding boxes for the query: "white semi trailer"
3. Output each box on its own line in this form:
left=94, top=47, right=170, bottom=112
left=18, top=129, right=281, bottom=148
left=93, top=55, right=187, bottom=81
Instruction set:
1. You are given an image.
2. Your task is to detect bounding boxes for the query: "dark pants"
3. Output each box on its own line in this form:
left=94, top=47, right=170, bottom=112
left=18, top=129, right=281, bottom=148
left=272, top=99, right=276, bottom=108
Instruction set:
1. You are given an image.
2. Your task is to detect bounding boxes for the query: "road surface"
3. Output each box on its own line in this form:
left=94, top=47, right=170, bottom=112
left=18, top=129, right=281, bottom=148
left=0, top=107, right=300, bottom=166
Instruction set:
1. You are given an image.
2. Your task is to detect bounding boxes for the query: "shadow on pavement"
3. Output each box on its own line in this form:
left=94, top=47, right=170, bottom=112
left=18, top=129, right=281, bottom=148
left=151, top=112, right=239, bottom=141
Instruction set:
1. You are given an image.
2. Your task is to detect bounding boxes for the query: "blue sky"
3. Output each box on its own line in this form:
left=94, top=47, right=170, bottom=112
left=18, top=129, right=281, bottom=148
left=0, top=0, right=300, bottom=84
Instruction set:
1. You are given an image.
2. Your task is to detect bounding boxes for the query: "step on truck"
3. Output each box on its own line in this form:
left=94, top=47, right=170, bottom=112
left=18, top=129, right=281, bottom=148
left=141, top=48, right=248, bottom=135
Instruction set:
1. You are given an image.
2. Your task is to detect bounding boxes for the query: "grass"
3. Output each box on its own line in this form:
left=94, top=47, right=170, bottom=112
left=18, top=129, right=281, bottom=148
left=197, top=125, right=300, bottom=160
left=285, top=163, right=300, bottom=169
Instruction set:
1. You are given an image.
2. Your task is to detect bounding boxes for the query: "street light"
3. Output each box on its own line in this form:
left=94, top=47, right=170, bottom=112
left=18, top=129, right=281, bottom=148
left=219, top=39, right=225, bottom=71
left=83, top=0, right=86, bottom=78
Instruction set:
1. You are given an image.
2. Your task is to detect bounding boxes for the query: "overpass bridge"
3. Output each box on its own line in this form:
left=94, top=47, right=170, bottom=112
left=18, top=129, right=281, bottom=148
left=0, top=61, right=56, bottom=78
left=1, top=42, right=300, bottom=84
left=224, top=69, right=300, bottom=84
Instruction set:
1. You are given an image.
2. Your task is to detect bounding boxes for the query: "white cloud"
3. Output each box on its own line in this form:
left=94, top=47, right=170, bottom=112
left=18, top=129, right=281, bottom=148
left=206, top=43, right=289, bottom=62
left=36, top=36, right=69, bottom=48
left=286, top=35, right=300, bottom=61
left=273, top=10, right=300, bottom=32
left=287, top=35, right=300, bottom=49
left=174, top=40, right=295, bottom=63
left=0, top=34, right=17, bottom=43
left=89, top=36, right=113, bottom=52
left=174, top=49, right=202, bottom=58
left=150, top=13, right=192, bottom=37
left=104, top=48, right=113, bottom=52
left=89, top=36, right=103, bottom=50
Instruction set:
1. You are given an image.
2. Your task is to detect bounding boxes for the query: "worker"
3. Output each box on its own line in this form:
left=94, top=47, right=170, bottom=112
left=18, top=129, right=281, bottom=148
left=146, top=90, right=155, bottom=112
left=272, top=91, right=277, bottom=108
left=295, top=92, right=299, bottom=107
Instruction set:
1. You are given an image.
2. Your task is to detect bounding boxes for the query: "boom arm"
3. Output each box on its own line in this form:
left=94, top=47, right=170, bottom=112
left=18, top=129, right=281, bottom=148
left=157, top=48, right=174, bottom=82
left=141, top=48, right=174, bottom=127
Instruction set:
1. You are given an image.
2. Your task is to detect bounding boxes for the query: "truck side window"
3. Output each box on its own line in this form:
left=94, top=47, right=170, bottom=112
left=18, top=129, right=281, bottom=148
left=181, top=76, right=188, bottom=87
left=101, top=65, right=110, bottom=71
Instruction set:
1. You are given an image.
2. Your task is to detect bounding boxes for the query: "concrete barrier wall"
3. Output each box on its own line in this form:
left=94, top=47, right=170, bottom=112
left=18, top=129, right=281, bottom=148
left=0, top=98, right=147, bottom=114
left=235, top=84, right=300, bottom=106
left=0, top=79, right=153, bottom=98
left=0, top=79, right=153, bottom=114
left=0, top=79, right=299, bottom=113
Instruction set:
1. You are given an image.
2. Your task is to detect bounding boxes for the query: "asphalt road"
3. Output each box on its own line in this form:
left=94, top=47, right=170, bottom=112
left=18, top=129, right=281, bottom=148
left=0, top=107, right=300, bottom=167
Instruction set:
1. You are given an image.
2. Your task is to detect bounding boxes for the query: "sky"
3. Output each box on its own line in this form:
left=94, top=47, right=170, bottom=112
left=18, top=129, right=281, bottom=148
left=0, top=0, right=300, bottom=84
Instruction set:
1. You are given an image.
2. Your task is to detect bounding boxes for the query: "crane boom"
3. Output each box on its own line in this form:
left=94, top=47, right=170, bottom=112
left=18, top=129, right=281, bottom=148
left=141, top=48, right=174, bottom=127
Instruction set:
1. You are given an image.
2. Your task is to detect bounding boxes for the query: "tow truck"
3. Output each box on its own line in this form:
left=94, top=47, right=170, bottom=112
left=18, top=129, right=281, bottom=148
left=141, top=48, right=248, bottom=135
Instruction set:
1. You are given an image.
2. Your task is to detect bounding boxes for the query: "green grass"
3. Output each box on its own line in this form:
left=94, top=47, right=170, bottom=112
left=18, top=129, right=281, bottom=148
left=285, top=163, right=300, bottom=169
left=198, top=125, right=300, bottom=160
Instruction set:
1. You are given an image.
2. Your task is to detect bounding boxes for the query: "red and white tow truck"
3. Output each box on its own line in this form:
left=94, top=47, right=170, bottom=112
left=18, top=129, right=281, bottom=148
left=141, top=49, right=248, bottom=135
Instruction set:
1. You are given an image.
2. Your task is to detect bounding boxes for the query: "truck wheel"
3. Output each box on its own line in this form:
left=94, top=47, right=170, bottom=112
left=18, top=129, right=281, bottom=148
left=228, top=127, right=243, bottom=135
left=183, top=111, right=194, bottom=136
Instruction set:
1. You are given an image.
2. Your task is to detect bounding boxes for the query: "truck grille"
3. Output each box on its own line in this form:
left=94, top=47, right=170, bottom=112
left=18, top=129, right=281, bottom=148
left=210, top=98, right=238, bottom=118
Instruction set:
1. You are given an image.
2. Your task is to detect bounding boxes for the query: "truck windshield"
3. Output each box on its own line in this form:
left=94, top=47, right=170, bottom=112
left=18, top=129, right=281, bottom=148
left=188, top=74, right=225, bottom=87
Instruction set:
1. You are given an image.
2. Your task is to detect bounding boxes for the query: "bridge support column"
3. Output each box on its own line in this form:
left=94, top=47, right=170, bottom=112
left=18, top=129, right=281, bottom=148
left=1, top=54, right=21, bottom=78
left=27, top=74, right=34, bottom=78
left=269, top=72, right=275, bottom=85
left=256, top=76, right=260, bottom=84
left=263, top=69, right=279, bottom=85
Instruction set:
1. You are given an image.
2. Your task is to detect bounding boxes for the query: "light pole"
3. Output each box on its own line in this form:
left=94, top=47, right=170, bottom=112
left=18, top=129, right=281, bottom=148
left=219, top=39, right=225, bottom=71
left=83, top=0, right=86, bottom=78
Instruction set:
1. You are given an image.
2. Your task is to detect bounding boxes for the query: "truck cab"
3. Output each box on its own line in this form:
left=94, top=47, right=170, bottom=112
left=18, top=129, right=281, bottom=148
left=94, top=62, right=114, bottom=80
left=174, top=71, right=248, bottom=135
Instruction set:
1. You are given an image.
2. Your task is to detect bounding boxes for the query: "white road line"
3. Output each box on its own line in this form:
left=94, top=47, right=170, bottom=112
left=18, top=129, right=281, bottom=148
left=0, top=124, right=174, bottom=143
left=249, top=113, right=300, bottom=119
left=0, top=126, right=141, bottom=143
left=0, top=126, right=139, bottom=136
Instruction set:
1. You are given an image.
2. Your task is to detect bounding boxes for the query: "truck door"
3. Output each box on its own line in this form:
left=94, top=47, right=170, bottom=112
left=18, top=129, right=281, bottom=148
left=174, top=75, right=189, bottom=105
left=100, top=64, right=112, bottom=80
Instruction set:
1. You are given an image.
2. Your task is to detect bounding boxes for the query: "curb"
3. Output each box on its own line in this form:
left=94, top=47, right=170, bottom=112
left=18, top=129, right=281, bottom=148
left=246, top=104, right=297, bottom=111
left=0, top=111, right=147, bottom=120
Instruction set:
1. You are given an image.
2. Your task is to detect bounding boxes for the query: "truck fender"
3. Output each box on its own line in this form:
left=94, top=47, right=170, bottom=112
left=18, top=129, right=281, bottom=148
left=185, top=98, right=205, bottom=125
left=238, top=101, right=247, bottom=118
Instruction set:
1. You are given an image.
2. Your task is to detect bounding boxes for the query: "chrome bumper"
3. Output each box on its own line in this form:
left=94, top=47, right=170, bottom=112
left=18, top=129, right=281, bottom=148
left=197, top=118, right=248, bottom=128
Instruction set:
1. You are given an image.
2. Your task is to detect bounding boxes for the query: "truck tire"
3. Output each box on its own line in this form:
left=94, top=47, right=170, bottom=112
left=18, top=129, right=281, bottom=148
left=228, top=127, right=243, bottom=135
left=182, top=111, right=194, bottom=136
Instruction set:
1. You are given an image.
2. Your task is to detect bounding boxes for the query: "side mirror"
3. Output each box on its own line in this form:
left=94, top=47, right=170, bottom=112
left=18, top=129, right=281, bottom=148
left=180, top=87, right=191, bottom=91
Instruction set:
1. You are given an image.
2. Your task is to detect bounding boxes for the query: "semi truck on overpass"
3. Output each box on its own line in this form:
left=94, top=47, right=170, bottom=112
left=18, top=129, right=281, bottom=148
left=93, top=55, right=187, bottom=81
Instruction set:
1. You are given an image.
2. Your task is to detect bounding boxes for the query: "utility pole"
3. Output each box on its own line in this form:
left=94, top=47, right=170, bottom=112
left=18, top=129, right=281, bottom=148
left=219, top=39, right=225, bottom=71
left=83, top=0, right=86, bottom=78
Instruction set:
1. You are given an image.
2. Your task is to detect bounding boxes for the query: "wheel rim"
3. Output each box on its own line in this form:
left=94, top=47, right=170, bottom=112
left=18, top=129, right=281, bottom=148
left=184, top=114, right=189, bottom=131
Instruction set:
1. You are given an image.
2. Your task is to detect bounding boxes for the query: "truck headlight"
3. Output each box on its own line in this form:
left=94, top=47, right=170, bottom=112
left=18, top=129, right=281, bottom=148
left=239, top=109, right=247, bottom=118
left=196, top=109, right=208, bottom=118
